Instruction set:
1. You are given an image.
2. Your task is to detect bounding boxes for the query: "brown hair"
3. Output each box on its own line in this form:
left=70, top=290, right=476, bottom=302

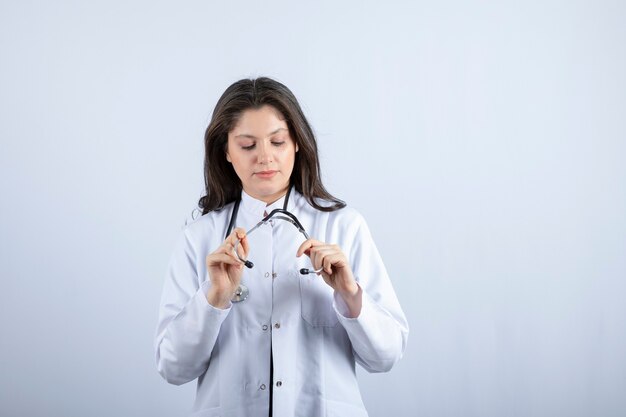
left=198, top=77, right=345, bottom=215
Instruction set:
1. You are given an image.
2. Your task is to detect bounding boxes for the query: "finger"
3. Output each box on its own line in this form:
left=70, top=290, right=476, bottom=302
left=224, top=228, right=248, bottom=260
left=323, top=253, right=345, bottom=275
left=226, top=228, right=246, bottom=246
left=234, top=227, right=250, bottom=258
left=308, top=244, right=334, bottom=258
left=233, top=227, right=246, bottom=239
left=220, top=242, right=246, bottom=265
left=206, top=253, right=244, bottom=268
left=309, top=246, right=334, bottom=271
left=221, top=241, right=235, bottom=254
left=233, top=239, right=245, bottom=260
left=225, top=237, right=244, bottom=260
left=297, top=238, right=324, bottom=257
left=320, top=270, right=333, bottom=286
left=208, top=251, right=241, bottom=265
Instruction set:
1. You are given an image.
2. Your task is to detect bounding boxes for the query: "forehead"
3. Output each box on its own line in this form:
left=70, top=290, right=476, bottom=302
left=229, top=105, right=288, bottom=137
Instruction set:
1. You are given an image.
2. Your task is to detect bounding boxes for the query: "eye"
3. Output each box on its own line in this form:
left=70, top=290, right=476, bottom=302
left=272, top=141, right=286, bottom=147
left=241, top=144, right=255, bottom=150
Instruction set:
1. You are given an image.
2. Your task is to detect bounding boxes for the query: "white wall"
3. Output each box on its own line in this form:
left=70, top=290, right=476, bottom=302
left=1, top=1, right=625, bottom=416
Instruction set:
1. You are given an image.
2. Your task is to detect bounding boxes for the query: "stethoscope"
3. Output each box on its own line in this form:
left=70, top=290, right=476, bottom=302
left=225, top=185, right=322, bottom=303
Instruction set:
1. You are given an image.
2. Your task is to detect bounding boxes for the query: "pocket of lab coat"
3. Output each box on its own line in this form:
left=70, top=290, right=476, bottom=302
left=299, top=273, right=339, bottom=327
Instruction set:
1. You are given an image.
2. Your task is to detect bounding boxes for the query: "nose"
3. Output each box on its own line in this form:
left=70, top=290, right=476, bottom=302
left=257, top=142, right=273, bottom=165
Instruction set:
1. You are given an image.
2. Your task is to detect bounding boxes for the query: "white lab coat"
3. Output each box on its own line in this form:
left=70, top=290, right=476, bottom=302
left=155, top=190, right=408, bottom=417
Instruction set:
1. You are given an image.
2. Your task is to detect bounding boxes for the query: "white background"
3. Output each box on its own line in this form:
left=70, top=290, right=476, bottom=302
left=1, top=1, right=625, bottom=416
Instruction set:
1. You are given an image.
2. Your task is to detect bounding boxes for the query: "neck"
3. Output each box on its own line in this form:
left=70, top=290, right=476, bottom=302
left=244, top=186, right=290, bottom=206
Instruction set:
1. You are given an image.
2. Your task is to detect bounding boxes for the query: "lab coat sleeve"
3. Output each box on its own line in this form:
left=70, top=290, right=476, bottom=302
left=333, top=214, right=409, bottom=373
left=154, top=228, right=231, bottom=385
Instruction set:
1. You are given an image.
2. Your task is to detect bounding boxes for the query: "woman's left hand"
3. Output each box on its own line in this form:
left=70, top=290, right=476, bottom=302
left=296, top=239, right=362, bottom=316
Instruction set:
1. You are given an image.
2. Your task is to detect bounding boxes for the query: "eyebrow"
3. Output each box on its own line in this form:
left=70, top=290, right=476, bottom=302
left=234, top=127, right=287, bottom=139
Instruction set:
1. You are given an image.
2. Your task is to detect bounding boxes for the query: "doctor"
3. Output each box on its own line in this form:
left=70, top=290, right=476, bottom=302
left=155, top=77, right=408, bottom=417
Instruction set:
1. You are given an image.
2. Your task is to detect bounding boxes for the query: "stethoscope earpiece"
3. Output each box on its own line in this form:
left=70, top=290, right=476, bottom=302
left=299, top=268, right=323, bottom=275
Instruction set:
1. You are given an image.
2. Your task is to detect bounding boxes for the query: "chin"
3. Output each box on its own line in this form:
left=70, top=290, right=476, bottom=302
left=249, top=184, right=288, bottom=200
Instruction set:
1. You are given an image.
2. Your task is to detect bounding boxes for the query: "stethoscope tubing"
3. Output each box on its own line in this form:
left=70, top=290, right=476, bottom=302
left=225, top=186, right=322, bottom=276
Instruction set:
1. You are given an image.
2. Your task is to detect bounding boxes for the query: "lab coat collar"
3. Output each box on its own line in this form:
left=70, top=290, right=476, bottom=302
left=240, top=187, right=300, bottom=219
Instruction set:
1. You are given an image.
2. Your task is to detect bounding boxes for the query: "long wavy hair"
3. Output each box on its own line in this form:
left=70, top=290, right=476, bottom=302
left=198, top=77, right=345, bottom=215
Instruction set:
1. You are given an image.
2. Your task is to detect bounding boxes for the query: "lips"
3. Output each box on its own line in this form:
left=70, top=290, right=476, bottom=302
left=255, top=170, right=278, bottom=179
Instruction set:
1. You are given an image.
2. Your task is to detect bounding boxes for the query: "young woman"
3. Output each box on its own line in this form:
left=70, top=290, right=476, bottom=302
left=155, top=77, right=408, bottom=417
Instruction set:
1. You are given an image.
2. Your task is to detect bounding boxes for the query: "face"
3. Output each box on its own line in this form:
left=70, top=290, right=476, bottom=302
left=226, top=105, right=298, bottom=204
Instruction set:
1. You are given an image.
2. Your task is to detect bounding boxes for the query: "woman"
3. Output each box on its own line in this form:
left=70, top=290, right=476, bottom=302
left=155, top=77, right=408, bottom=417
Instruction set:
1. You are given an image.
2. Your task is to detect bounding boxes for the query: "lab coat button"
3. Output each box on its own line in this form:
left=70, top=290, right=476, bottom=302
left=262, top=324, right=268, bottom=331
left=274, top=322, right=280, bottom=329
left=264, top=272, right=270, bottom=278
left=272, top=272, right=277, bottom=278
left=276, top=381, right=282, bottom=387
left=260, top=384, right=266, bottom=390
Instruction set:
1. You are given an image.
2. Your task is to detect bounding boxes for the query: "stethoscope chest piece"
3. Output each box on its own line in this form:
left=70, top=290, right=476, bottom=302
left=231, top=284, right=249, bottom=303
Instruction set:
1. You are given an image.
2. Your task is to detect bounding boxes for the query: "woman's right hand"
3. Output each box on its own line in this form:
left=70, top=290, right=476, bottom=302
left=205, top=227, right=249, bottom=309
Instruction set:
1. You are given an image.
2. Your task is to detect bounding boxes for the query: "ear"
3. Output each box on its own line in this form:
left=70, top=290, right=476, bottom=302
left=295, top=143, right=299, bottom=152
left=225, top=144, right=232, bottom=163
